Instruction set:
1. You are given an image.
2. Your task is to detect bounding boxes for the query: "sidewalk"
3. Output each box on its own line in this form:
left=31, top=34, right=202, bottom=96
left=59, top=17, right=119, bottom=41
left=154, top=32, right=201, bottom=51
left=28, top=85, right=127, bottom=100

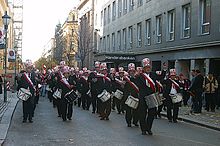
left=161, top=105, right=220, bottom=131
left=0, top=91, right=18, bottom=146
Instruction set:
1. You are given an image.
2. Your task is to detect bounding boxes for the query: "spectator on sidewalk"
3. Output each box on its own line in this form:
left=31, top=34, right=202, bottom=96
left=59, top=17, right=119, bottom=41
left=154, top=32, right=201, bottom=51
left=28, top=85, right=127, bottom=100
left=189, top=69, right=204, bottom=114
left=203, top=72, right=218, bottom=112
left=0, top=75, right=2, bottom=94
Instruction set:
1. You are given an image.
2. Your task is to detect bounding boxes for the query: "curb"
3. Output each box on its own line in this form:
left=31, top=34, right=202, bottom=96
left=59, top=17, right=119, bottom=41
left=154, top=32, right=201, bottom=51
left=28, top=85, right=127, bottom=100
left=0, top=96, right=19, bottom=146
left=160, top=113, right=220, bottom=132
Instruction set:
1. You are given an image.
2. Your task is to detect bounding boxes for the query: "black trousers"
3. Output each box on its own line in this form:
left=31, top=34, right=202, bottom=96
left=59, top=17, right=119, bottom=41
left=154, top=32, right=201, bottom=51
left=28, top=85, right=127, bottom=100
left=61, top=99, right=73, bottom=120
left=48, top=91, right=53, bottom=102
left=86, top=95, right=91, bottom=110
left=139, top=100, right=156, bottom=132
left=91, top=93, right=97, bottom=112
left=81, top=94, right=87, bottom=110
left=115, top=97, right=123, bottom=113
left=100, top=99, right=111, bottom=118
left=167, top=102, right=180, bottom=121
left=55, top=98, right=62, bottom=116
left=182, top=90, right=190, bottom=106
left=97, top=98, right=102, bottom=114
left=192, top=92, right=203, bottom=113
left=125, top=105, right=139, bottom=125
left=205, top=93, right=216, bottom=111
left=23, top=96, right=34, bottom=121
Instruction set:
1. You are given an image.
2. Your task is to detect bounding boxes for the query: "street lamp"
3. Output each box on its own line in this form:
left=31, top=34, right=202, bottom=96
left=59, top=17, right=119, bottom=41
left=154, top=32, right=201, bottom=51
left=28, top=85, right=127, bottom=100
left=2, top=11, right=11, bottom=102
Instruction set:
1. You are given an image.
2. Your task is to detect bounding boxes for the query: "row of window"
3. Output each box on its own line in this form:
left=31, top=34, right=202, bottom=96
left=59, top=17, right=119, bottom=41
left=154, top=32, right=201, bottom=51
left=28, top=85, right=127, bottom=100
left=101, top=0, right=151, bottom=26
left=99, top=0, right=211, bottom=52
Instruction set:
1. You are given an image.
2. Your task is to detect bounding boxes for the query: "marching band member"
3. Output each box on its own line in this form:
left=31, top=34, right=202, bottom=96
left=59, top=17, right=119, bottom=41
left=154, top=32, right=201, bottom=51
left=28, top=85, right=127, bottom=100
left=136, top=58, right=166, bottom=135
left=17, top=60, right=36, bottom=123
left=155, top=71, right=164, bottom=118
left=179, top=73, right=191, bottom=106
left=124, top=63, right=139, bottom=127
left=109, top=68, right=117, bottom=111
left=78, top=67, right=90, bottom=110
left=115, top=67, right=126, bottom=114
left=76, top=70, right=84, bottom=107
left=60, top=66, right=74, bottom=121
left=46, top=69, right=53, bottom=103
left=97, top=63, right=112, bottom=120
left=88, top=61, right=100, bottom=113
left=163, top=69, right=182, bottom=123
left=136, top=67, right=143, bottom=76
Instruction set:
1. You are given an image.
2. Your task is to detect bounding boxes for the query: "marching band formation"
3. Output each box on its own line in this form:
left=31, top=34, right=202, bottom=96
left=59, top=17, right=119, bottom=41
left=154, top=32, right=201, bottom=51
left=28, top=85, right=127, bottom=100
left=17, top=58, right=192, bottom=136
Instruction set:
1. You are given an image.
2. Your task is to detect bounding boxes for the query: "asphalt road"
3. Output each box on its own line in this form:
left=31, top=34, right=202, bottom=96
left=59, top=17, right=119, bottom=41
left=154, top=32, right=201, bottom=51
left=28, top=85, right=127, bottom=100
left=4, top=97, right=220, bottom=146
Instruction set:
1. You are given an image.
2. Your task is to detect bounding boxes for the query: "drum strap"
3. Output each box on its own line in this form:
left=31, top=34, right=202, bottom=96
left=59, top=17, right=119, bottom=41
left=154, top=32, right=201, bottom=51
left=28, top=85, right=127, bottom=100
left=156, top=80, right=163, bottom=92
left=115, top=78, right=125, bottom=85
left=24, top=73, right=35, bottom=90
left=141, top=73, right=156, bottom=92
left=169, top=79, right=180, bottom=89
left=61, top=78, right=71, bottom=89
left=124, top=76, right=139, bottom=93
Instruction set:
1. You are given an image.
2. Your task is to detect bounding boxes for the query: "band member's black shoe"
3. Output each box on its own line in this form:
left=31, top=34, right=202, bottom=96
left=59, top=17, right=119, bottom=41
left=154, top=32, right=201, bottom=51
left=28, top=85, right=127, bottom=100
left=141, top=131, right=147, bottom=135
left=100, top=117, right=105, bottom=120
left=105, top=117, right=109, bottom=121
left=133, top=123, right=139, bottom=127
left=173, top=120, right=177, bottom=123
left=22, top=120, right=27, bottom=123
left=29, top=120, right=33, bottom=123
left=127, top=124, right=131, bottom=127
left=146, top=130, right=153, bottom=135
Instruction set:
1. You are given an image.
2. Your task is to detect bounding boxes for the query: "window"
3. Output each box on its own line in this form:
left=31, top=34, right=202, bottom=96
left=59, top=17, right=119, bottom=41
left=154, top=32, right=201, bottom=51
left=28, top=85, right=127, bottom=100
left=168, top=10, right=175, bottom=41
left=112, top=1, right=116, bottom=21
left=112, top=33, right=115, bottom=52
left=108, top=5, right=111, bottom=23
left=137, top=23, right=142, bottom=47
left=145, top=19, right=151, bottom=45
left=104, top=8, right=107, bottom=25
left=200, top=0, right=211, bottom=34
left=122, top=28, right=127, bottom=50
left=129, top=0, right=134, bottom=11
left=117, top=30, right=121, bottom=50
left=101, top=11, right=103, bottom=26
left=107, top=35, right=110, bottom=52
left=123, top=0, right=127, bottom=14
left=138, top=0, right=143, bottom=7
left=156, top=15, right=162, bottom=43
left=128, top=26, right=133, bottom=49
left=118, top=0, right=122, bottom=17
left=182, top=4, right=191, bottom=38
left=103, top=36, right=106, bottom=52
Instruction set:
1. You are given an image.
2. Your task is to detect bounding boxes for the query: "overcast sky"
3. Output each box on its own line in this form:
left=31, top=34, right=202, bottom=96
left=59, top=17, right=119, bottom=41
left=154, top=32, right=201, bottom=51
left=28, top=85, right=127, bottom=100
left=22, top=0, right=79, bottom=62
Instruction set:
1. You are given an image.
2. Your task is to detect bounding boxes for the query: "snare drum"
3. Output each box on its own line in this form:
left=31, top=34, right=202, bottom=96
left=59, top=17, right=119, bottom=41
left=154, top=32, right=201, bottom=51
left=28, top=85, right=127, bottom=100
left=114, top=89, right=123, bottom=100
left=155, top=92, right=164, bottom=106
left=144, top=93, right=159, bottom=109
left=170, top=93, right=183, bottom=103
left=17, top=88, right=32, bottom=101
left=125, top=95, right=139, bottom=109
left=98, top=90, right=111, bottom=102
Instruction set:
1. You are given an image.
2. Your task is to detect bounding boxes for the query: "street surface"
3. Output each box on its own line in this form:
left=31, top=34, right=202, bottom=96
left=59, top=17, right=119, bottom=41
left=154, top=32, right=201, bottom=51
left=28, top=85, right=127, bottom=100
left=4, top=97, right=220, bottom=146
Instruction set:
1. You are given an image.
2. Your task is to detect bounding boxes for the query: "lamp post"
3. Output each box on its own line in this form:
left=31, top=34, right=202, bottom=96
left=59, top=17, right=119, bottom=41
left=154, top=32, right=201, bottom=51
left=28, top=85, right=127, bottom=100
left=2, top=11, right=11, bottom=102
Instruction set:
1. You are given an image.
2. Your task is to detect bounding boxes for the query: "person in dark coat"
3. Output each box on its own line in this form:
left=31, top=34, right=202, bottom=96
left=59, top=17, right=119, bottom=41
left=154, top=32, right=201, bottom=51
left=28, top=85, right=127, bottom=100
left=60, top=66, right=74, bottom=121
left=124, top=63, right=139, bottom=127
left=97, top=63, right=112, bottom=120
left=189, top=69, right=204, bottom=113
left=17, top=61, right=35, bottom=123
left=163, top=69, right=182, bottom=123
left=136, top=58, right=166, bottom=135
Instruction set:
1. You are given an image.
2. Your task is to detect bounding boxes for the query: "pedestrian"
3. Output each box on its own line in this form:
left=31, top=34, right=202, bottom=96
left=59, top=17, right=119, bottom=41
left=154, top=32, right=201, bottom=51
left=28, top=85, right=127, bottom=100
left=189, top=69, right=204, bottom=114
left=136, top=58, right=166, bottom=135
left=203, top=72, right=218, bottom=112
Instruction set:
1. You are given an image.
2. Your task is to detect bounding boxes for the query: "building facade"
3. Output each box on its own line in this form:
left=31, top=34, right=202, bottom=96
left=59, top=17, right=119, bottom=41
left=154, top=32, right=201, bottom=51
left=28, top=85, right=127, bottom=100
left=95, top=0, right=220, bottom=77
left=77, top=0, right=95, bottom=69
